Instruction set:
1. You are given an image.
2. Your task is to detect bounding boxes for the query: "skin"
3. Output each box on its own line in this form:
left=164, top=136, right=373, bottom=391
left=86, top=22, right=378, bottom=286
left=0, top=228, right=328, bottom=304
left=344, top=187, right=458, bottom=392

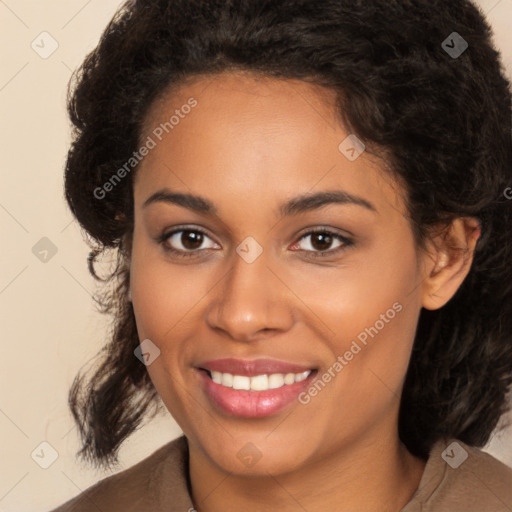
left=129, top=70, right=480, bottom=512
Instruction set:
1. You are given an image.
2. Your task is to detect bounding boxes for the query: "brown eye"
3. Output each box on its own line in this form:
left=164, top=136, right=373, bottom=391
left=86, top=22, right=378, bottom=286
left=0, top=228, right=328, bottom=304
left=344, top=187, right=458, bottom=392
left=180, top=230, right=204, bottom=250
left=291, top=229, right=353, bottom=259
left=310, top=232, right=334, bottom=251
left=159, top=227, right=219, bottom=258
left=296, top=231, right=343, bottom=252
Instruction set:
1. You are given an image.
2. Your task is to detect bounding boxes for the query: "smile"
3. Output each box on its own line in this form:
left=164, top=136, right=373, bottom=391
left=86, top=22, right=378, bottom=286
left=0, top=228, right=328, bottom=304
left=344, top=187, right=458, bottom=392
left=209, top=370, right=312, bottom=391
left=195, top=358, right=318, bottom=418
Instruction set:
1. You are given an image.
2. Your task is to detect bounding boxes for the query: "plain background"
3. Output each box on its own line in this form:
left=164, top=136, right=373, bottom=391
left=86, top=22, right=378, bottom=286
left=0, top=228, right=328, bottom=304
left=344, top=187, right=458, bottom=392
left=0, top=1, right=511, bottom=510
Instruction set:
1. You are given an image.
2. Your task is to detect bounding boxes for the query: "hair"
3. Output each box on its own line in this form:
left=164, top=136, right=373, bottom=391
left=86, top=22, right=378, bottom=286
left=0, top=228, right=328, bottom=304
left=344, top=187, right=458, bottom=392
left=64, top=0, right=512, bottom=469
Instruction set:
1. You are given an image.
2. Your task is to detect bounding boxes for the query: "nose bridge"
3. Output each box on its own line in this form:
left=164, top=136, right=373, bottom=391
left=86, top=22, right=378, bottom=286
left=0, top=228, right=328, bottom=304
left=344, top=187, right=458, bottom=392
left=206, top=246, right=294, bottom=340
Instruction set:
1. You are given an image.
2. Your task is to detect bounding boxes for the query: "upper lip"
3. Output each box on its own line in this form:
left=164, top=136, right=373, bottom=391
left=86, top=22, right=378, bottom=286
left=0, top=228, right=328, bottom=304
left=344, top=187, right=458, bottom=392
left=197, top=358, right=315, bottom=377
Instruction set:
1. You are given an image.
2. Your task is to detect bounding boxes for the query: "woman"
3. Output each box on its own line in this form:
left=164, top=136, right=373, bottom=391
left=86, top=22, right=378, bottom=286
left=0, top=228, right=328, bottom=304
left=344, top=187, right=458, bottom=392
left=51, top=0, right=512, bottom=510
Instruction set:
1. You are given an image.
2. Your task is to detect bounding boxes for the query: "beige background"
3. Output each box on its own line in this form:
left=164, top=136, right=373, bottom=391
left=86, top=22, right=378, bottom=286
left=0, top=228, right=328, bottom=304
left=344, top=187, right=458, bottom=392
left=0, top=1, right=511, bottom=510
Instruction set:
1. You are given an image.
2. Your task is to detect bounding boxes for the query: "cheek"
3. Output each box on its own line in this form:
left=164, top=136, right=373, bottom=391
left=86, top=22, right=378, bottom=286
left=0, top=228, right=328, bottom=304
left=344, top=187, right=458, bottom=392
left=288, top=232, right=420, bottom=335
left=129, top=238, right=209, bottom=340
left=296, top=233, right=421, bottom=398
left=325, top=304, right=418, bottom=440
left=129, top=240, right=204, bottom=427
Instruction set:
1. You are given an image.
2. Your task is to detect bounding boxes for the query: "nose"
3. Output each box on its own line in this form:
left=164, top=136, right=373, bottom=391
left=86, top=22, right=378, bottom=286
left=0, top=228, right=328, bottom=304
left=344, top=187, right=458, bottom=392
left=205, top=250, right=295, bottom=342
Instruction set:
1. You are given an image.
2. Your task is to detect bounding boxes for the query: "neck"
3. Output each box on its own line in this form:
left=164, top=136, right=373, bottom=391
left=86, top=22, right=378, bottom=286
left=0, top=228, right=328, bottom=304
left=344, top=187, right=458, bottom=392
left=188, top=431, right=426, bottom=512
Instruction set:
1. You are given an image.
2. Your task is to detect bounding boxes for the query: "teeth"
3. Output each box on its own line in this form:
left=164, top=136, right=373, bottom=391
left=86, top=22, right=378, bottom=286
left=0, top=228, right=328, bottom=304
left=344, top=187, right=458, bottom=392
left=268, top=373, right=284, bottom=389
left=295, top=370, right=309, bottom=382
left=284, top=373, right=295, bottom=385
left=232, top=375, right=250, bottom=390
left=250, top=374, right=268, bottom=391
left=211, top=371, right=222, bottom=384
left=221, top=372, right=233, bottom=387
left=208, top=370, right=312, bottom=391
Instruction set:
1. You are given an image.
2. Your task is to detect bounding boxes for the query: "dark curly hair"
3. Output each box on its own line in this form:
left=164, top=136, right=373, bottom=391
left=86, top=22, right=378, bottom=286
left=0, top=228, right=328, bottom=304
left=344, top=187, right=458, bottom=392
left=64, top=0, right=512, bottom=469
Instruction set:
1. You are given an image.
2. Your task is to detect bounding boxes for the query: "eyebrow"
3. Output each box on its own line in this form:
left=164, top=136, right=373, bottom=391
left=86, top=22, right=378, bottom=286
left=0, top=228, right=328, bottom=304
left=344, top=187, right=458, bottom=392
left=142, top=188, right=377, bottom=216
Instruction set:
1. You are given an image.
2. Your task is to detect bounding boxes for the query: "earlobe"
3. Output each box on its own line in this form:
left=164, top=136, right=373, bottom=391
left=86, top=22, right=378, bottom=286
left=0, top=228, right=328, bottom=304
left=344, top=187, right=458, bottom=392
left=421, top=217, right=481, bottom=311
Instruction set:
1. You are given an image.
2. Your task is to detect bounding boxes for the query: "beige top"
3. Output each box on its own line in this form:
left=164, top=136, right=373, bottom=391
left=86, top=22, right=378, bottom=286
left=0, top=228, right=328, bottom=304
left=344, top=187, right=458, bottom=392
left=49, top=436, right=512, bottom=511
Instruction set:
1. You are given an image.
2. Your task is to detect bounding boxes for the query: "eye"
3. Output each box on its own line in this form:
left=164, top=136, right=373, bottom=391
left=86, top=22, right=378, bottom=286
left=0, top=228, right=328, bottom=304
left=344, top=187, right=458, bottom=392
left=156, top=226, right=353, bottom=260
left=157, top=227, right=219, bottom=258
left=290, top=229, right=353, bottom=259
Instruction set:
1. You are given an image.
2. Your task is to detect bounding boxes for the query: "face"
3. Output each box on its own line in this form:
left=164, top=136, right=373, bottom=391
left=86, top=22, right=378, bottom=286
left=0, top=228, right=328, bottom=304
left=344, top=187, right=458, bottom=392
left=130, top=71, right=429, bottom=476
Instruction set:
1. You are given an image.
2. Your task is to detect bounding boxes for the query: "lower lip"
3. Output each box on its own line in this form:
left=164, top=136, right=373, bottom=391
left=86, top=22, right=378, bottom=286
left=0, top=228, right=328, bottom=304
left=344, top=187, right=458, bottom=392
left=197, top=369, right=316, bottom=418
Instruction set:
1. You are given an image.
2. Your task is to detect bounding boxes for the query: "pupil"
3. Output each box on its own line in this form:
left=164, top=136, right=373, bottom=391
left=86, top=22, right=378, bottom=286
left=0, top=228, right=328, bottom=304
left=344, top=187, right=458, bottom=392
left=182, top=230, right=203, bottom=250
left=312, top=233, right=332, bottom=251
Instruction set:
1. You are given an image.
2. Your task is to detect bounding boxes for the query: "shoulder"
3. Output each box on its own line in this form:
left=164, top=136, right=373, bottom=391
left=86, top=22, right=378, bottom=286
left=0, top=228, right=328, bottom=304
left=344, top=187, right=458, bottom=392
left=405, top=437, right=512, bottom=511
left=48, top=435, right=190, bottom=512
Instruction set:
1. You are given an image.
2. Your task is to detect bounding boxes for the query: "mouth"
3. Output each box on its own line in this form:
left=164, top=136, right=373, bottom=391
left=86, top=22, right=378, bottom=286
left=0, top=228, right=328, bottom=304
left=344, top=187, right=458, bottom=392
left=200, top=368, right=313, bottom=391
left=195, top=358, right=318, bottom=418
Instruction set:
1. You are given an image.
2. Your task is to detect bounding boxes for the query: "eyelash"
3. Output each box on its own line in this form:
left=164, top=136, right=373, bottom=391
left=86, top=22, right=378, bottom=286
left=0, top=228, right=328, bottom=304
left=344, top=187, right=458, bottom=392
left=157, top=226, right=354, bottom=260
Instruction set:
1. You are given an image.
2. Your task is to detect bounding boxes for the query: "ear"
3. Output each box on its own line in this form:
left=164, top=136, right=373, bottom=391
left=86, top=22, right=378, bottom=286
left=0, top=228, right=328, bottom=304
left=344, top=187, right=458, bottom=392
left=421, top=217, right=481, bottom=311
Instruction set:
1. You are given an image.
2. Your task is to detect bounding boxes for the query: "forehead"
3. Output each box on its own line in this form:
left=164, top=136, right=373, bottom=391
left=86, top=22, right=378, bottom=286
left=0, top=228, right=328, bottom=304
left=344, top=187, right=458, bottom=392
left=143, top=70, right=340, bottom=129
left=134, top=71, right=405, bottom=219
